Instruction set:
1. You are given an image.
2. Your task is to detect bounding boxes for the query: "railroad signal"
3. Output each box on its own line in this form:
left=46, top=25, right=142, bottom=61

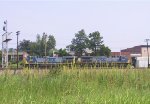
left=2, top=20, right=12, bottom=68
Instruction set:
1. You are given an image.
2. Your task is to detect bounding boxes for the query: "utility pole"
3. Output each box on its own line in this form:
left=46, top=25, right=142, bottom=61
left=16, top=31, right=20, bottom=69
left=43, top=33, right=47, bottom=63
left=43, top=33, right=47, bottom=69
left=145, top=39, right=150, bottom=68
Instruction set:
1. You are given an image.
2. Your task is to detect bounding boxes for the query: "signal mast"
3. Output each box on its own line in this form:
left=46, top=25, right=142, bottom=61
left=2, top=20, right=12, bottom=68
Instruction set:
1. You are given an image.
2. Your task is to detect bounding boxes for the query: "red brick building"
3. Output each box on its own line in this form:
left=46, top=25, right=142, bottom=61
left=121, top=45, right=150, bottom=57
left=111, top=52, right=130, bottom=57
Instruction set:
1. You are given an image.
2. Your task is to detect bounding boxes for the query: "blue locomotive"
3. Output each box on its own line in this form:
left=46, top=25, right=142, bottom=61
left=25, top=55, right=129, bottom=68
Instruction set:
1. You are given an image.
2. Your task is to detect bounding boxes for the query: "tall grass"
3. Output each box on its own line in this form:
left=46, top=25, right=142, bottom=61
left=0, top=68, right=150, bottom=104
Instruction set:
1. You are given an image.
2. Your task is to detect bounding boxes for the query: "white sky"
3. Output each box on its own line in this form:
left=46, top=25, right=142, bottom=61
left=0, top=0, right=150, bottom=51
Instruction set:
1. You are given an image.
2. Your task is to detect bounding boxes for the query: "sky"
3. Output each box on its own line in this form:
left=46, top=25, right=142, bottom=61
left=0, top=0, right=150, bottom=51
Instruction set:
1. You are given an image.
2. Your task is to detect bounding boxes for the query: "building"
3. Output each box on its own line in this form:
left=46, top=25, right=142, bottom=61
left=121, top=45, right=150, bottom=57
left=121, top=45, right=150, bottom=68
left=111, top=52, right=130, bottom=58
left=8, top=51, right=28, bottom=62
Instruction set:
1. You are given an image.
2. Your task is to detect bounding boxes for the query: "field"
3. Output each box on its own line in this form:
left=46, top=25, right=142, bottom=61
left=0, top=68, right=150, bottom=104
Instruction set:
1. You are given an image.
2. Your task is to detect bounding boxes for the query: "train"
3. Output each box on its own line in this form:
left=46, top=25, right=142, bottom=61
left=24, top=55, right=130, bottom=68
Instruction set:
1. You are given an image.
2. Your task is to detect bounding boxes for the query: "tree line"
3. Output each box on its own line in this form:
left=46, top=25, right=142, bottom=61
left=18, top=29, right=111, bottom=57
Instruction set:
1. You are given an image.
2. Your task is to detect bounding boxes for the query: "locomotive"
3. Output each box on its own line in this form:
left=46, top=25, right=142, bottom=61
left=24, top=55, right=130, bottom=68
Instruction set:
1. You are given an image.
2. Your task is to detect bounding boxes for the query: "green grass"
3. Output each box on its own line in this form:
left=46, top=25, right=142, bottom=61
left=0, top=68, right=150, bottom=104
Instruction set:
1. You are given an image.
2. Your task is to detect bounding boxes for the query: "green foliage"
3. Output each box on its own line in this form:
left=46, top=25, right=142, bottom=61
left=18, top=39, right=31, bottom=52
left=88, top=31, right=111, bottom=56
left=18, top=29, right=111, bottom=57
left=0, top=69, right=150, bottom=104
left=57, top=48, right=69, bottom=57
left=88, top=31, right=103, bottom=55
left=71, top=29, right=88, bottom=56
left=18, top=33, right=56, bottom=56
left=99, top=45, right=111, bottom=56
left=69, top=29, right=111, bottom=56
left=47, top=35, right=56, bottom=51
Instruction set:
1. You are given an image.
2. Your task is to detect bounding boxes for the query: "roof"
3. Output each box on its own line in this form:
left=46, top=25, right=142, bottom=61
left=139, top=45, right=150, bottom=47
left=124, top=45, right=150, bottom=49
left=121, top=45, right=150, bottom=53
left=8, top=52, right=28, bottom=55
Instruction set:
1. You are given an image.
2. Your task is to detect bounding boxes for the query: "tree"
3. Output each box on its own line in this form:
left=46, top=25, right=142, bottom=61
left=34, top=34, right=42, bottom=55
left=57, top=48, right=69, bottom=57
left=35, top=33, right=56, bottom=56
left=18, top=39, right=38, bottom=55
left=18, top=39, right=31, bottom=52
left=36, top=34, right=41, bottom=43
left=34, top=34, right=44, bottom=56
left=68, top=30, right=111, bottom=56
left=18, top=33, right=56, bottom=56
left=88, top=31, right=111, bottom=56
left=71, top=29, right=88, bottom=56
left=29, top=42, right=38, bottom=56
left=47, top=35, right=56, bottom=53
left=88, top=31, right=103, bottom=55
left=99, top=45, right=111, bottom=57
